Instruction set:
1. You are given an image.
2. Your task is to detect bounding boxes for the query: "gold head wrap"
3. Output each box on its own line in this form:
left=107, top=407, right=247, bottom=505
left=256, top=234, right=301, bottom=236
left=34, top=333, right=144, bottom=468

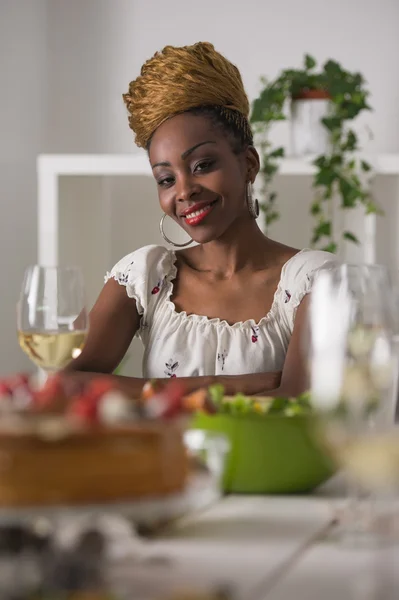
left=123, top=42, right=251, bottom=148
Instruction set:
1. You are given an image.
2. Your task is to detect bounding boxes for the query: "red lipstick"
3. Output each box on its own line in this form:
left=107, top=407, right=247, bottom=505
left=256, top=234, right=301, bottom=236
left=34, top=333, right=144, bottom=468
left=180, top=200, right=218, bottom=226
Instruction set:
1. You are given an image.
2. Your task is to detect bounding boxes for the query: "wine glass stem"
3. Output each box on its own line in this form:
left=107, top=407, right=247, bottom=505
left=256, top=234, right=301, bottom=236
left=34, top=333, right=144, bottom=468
left=38, top=368, right=58, bottom=387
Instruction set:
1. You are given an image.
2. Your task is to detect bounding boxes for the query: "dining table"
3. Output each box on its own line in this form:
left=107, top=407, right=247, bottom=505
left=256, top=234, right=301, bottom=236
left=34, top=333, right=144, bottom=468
left=108, top=475, right=399, bottom=600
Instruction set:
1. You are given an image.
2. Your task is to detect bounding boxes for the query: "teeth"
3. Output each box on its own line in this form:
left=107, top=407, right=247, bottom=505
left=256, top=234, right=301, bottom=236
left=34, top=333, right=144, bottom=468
left=185, top=203, right=212, bottom=219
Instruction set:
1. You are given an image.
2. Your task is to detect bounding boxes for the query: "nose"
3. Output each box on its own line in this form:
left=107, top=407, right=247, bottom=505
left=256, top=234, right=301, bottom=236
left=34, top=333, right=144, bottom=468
left=175, top=173, right=201, bottom=203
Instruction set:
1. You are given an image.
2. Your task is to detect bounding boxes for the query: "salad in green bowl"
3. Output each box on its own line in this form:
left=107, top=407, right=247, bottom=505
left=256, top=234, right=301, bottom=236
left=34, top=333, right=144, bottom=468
left=191, top=385, right=334, bottom=494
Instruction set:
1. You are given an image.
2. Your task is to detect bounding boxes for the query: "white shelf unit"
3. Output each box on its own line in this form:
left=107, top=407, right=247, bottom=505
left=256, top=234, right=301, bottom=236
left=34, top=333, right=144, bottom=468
left=37, top=153, right=399, bottom=267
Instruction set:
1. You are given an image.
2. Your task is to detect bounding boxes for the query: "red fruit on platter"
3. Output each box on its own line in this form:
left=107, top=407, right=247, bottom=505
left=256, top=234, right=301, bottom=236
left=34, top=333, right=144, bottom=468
left=0, top=382, right=12, bottom=398
left=33, top=375, right=64, bottom=408
left=33, top=375, right=64, bottom=406
left=145, top=380, right=186, bottom=419
left=85, top=378, right=115, bottom=400
left=68, top=395, right=99, bottom=424
left=6, top=373, right=31, bottom=392
left=163, top=380, right=186, bottom=402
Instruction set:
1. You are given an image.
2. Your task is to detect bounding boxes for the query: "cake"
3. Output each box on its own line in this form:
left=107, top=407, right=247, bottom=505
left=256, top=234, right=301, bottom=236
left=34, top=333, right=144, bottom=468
left=0, top=375, right=206, bottom=508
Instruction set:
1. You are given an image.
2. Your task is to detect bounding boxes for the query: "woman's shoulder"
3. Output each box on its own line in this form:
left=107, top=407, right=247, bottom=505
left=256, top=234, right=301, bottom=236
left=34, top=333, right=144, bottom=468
left=283, top=248, right=339, bottom=281
left=105, top=245, right=174, bottom=283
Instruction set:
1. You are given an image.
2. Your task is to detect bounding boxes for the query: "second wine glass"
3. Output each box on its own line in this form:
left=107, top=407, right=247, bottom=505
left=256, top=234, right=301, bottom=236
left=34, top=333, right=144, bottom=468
left=307, top=263, right=399, bottom=546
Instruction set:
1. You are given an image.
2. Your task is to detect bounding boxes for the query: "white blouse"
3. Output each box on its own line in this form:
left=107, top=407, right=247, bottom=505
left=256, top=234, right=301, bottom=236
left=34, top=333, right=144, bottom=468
left=105, top=245, right=337, bottom=379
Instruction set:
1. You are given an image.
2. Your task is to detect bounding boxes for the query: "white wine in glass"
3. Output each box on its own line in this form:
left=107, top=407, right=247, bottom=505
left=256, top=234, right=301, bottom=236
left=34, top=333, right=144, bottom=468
left=17, top=266, right=89, bottom=373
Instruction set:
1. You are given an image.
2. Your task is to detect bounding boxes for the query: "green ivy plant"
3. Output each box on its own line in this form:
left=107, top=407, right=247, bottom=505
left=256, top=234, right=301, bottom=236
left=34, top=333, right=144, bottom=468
left=250, top=55, right=380, bottom=253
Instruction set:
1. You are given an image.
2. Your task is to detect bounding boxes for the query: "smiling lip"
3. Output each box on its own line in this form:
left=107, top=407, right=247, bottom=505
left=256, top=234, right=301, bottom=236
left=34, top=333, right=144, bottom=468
left=180, top=200, right=218, bottom=226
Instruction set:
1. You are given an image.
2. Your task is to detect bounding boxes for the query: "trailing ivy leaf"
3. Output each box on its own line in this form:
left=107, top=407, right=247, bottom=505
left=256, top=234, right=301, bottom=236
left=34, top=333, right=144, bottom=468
left=268, top=192, right=277, bottom=203
left=266, top=212, right=280, bottom=226
left=314, top=168, right=336, bottom=187
left=310, top=202, right=321, bottom=216
left=338, top=177, right=362, bottom=207
left=311, top=233, right=320, bottom=245
left=322, top=116, right=342, bottom=132
left=330, top=154, right=343, bottom=167
left=341, top=130, right=358, bottom=151
left=313, top=156, right=328, bottom=169
left=361, top=160, right=371, bottom=172
left=269, top=147, right=285, bottom=159
left=343, top=231, right=360, bottom=244
left=322, top=242, right=338, bottom=253
left=314, top=221, right=331, bottom=238
left=262, top=162, right=279, bottom=178
left=305, top=54, right=317, bottom=70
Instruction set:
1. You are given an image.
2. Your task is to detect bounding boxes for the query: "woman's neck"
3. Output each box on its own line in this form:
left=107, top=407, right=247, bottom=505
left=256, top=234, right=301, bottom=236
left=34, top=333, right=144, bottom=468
left=186, top=218, right=272, bottom=278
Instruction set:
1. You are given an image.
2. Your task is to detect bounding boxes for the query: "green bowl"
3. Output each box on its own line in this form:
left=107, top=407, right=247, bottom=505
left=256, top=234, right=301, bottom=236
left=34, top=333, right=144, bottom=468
left=192, top=413, right=334, bottom=494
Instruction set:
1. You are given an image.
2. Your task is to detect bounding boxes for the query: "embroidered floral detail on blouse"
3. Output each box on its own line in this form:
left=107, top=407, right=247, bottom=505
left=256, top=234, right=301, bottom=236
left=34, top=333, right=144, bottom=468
left=217, top=350, right=227, bottom=371
left=284, top=290, right=292, bottom=303
left=165, top=359, right=179, bottom=378
left=251, top=325, right=260, bottom=343
left=115, top=271, right=129, bottom=285
left=105, top=261, right=134, bottom=286
left=151, top=277, right=165, bottom=295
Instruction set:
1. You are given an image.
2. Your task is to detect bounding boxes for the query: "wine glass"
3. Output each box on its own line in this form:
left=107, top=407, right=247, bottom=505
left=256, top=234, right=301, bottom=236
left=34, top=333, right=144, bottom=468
left=307, top=263, right=399, bottom=545
left=17, top=266, right=89, bottom=376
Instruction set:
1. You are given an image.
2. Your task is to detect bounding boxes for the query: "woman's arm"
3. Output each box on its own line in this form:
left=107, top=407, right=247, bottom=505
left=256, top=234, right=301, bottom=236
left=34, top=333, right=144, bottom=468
left=262, top=295, right=310, bottom=397
left=65, top=278, right=141, bottom=374
left=62, top=368, right=282, bottom=398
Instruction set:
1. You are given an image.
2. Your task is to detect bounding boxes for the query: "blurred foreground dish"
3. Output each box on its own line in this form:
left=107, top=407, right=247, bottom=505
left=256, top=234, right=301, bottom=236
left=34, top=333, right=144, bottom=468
left=0, top=374, right=195, bottom=507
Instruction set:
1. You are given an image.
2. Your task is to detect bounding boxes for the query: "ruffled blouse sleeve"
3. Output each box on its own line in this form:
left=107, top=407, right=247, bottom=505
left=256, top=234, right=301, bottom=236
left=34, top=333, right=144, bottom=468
left=104, top=244, right=174, bottom=320
left=280, top=249, right=339, bottom=333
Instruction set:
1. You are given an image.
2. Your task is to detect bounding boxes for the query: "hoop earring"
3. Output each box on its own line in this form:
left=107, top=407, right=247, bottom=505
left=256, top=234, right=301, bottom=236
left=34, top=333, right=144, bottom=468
left=246, top=182, right=259, bottom=219
left=159, top=214, right=193, bottom=248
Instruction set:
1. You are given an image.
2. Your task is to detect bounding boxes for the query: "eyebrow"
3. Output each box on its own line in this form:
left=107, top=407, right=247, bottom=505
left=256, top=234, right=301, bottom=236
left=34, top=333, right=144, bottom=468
left=151, top=141, right=216, bottom=169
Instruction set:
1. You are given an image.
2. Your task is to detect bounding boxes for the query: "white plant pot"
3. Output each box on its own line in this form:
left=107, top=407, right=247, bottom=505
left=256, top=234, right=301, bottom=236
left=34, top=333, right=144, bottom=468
left=290, top=98, right=331, bottom=157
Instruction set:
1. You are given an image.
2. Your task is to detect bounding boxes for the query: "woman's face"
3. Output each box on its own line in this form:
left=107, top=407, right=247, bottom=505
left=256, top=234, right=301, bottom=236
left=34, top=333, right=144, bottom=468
left=148, top=113, right=259, bottom=245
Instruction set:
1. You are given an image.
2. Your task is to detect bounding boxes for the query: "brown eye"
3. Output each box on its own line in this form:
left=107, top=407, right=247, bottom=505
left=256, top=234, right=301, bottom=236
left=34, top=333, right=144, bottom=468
left=194, top=160, right=214, bottom=173
left=157, top=176, right=175, bottom=187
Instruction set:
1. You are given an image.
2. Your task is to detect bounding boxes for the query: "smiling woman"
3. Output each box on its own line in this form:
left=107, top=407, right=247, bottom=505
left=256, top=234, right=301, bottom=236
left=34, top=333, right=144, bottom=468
left=62, top=42, right=338, bottom=398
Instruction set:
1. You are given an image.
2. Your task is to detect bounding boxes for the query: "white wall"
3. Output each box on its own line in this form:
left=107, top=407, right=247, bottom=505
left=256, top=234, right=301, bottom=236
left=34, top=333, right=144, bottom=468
left=45, top=0, right=399, bottom=155
left=45, top=0, right=135, bottom=154
left=0, top=0, right=48, bottom=376
left=1, top=0, right=399, bottom=375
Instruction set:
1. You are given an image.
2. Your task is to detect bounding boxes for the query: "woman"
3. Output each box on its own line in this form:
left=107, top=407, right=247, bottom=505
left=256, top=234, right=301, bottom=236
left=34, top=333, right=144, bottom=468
left=65, top=42, right=337, bottom=396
